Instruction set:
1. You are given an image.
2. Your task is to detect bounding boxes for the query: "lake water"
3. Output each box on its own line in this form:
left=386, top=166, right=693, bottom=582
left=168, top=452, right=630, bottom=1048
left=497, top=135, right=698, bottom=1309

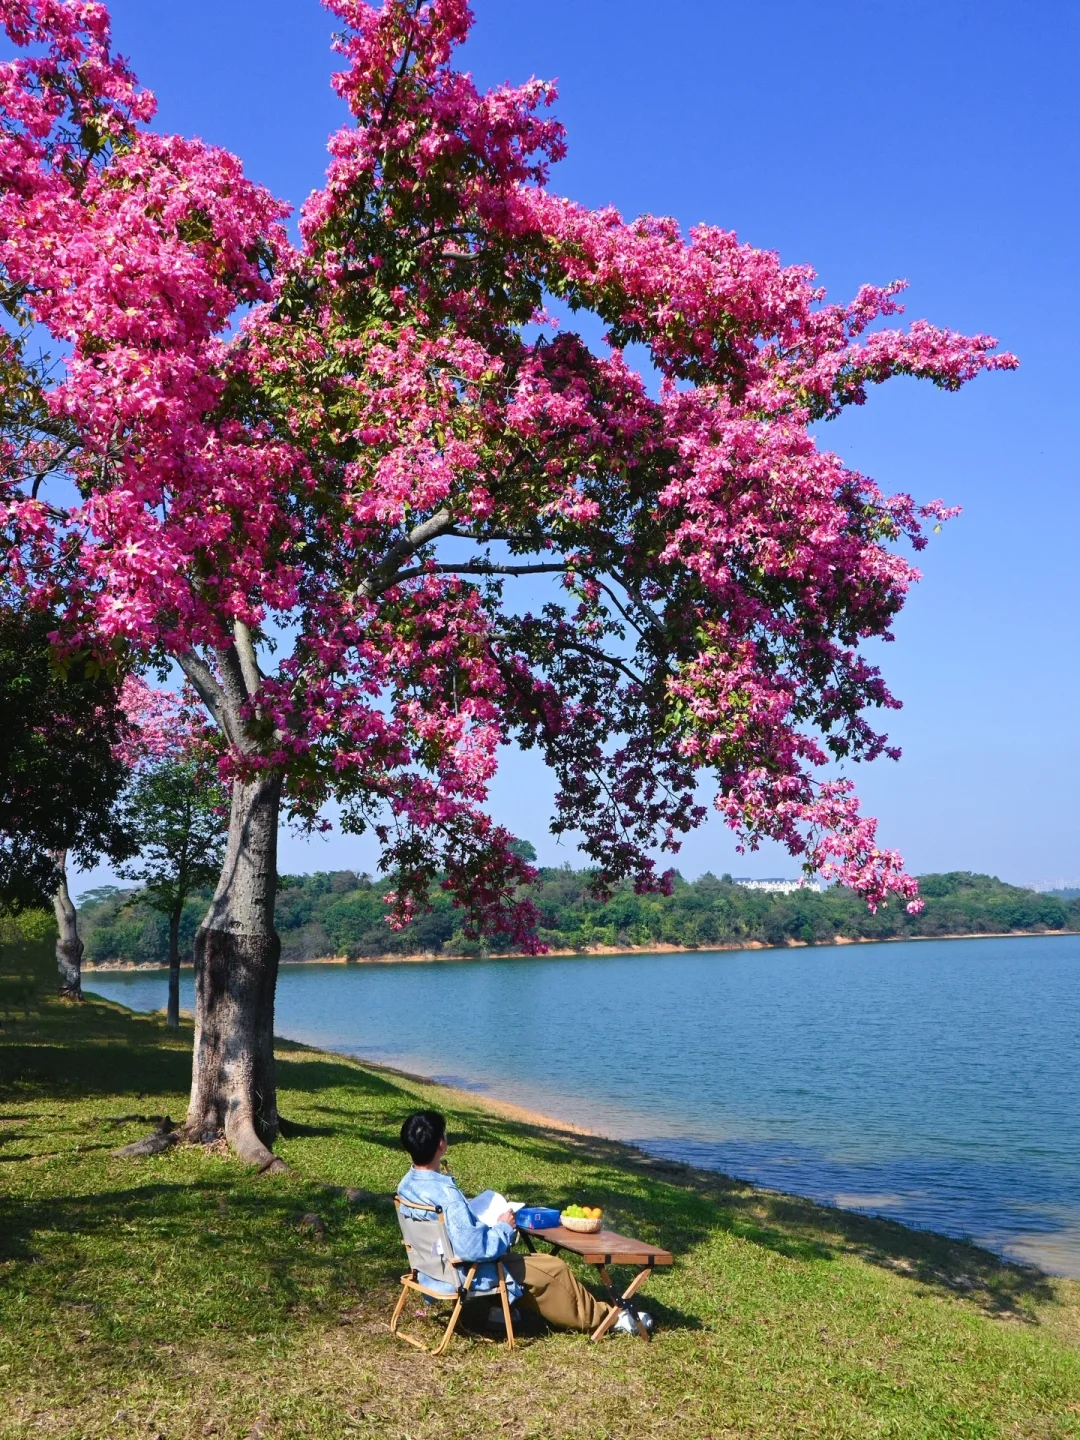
left=85, top=935, right=1080, bottom=1277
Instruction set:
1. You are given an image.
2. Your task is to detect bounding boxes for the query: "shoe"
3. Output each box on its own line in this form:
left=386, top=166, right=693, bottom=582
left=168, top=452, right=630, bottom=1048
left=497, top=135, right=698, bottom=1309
left=612, top=1308, right=654, bottom=1334
left=487, top=1303, right=518, bottom=1328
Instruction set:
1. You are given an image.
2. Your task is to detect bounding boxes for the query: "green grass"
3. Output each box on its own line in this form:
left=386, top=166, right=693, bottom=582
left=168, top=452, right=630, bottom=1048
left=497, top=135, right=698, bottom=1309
left=2, top=940, right=1079, bottom=1440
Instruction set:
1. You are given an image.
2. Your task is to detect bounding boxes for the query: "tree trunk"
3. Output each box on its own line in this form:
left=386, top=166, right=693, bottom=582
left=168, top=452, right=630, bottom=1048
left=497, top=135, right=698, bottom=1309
left=166, top=904, right=182, bottom=1030
left=185, top=771, right=284, bottom=1171
left=52, top=852, right=83, bottom=1000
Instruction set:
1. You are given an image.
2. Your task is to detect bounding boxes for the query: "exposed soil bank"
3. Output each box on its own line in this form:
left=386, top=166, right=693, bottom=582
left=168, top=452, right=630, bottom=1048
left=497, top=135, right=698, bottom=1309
left=351, top=1052, right=603, bottom=1139
left=81, top=927, right=1074, bottom=972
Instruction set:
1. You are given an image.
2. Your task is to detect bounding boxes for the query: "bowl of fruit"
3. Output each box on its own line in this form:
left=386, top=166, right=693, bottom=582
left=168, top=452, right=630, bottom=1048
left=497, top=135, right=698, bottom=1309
left=559, top=1204, right=603, bottom=1233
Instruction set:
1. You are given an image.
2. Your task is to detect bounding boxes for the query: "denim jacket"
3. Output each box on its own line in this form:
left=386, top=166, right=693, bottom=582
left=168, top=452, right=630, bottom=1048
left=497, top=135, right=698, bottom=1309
left=397, top=1166, right=521, bottom=1299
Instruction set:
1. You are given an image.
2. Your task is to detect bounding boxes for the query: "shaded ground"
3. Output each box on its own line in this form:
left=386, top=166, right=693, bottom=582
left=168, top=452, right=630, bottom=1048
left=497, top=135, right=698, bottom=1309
left=2, top=940, right=1079, bottom=1439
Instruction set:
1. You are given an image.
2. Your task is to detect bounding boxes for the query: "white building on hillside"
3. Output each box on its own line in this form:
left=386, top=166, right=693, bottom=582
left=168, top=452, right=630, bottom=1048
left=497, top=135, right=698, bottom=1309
left=733, top=877, right=824, bottom=894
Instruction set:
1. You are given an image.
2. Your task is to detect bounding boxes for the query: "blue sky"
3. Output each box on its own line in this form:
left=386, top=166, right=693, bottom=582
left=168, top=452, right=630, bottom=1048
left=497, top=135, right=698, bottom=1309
left=76, top=0, right=1079, bottom=890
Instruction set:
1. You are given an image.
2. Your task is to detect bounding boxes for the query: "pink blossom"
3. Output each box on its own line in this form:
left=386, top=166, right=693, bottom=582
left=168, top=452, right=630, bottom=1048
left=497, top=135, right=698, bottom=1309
left=0, top=0, right=1020, bottom=934
left=113, top=675, right=186, bottom=766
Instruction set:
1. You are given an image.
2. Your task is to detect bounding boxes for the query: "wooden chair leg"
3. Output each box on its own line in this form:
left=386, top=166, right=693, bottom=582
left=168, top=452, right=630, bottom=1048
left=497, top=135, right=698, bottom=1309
left=389, top=1279, right=411, bottom=1335
left=391, top=1265, right=499, bottom=1358
left=496, top=1263, right=515, bottom=1351
left=431, top=1294, right=465, bottom=1356
left=390, top=1278, right=434, bottom=1351
left=430, top=1265, right=477, bottom=1358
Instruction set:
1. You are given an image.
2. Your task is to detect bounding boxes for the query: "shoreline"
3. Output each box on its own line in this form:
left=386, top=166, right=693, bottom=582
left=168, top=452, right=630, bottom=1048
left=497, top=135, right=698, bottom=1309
left=81, top=985, right=1079, bottom=1281
left=81, top=926, right=1076, bottom=973
left=345, top=1051, right=603, bottom=1139
left=293, top=1042, right=1074, bottom=1281
left=12, top=966, right=1079, bottom=1434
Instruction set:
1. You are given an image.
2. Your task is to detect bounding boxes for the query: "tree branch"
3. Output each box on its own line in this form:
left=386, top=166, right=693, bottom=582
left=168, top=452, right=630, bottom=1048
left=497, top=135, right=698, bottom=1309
left=215, top=645, right=252, bottom=741
left=609, top=566, right=667, bottom=640
left=561, top=639, right=646, bottom=688
left=445, top=526, right=542, bottom=545
left=355, top=507, right=456, bottom=600
left=377, top=1, right=424, bottom=130
left=388, top=560, right=571, bottom=586
left=491, top=633, right=646, bottom=688
left=176, top=651, right=244, bottom=749
left=29, top=441, right=77, bottom=498
left=594, top=575, right=659, bottom=644
left=232, top=619, right=262, bottom=699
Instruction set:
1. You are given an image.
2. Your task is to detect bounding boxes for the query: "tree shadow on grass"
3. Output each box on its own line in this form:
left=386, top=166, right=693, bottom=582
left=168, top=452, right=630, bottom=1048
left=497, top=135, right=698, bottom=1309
left=453, top=1290, right=703, bottom=1344
left=754, top=1188, right=1059, bottom=1313
left=129, top=1043, right=1080, bottom=1326
left=4, top=978, right=1062, bottom=1335
left=0, top=1173, right=408, bottom=1316
left=277, top=1116, right=336, bottom=1138
left=275, top=1054, right=408, bottom=1101
left=298, top=1073, right=1060, bottom=1326
left=0, top=1038, right=192, bottom=1099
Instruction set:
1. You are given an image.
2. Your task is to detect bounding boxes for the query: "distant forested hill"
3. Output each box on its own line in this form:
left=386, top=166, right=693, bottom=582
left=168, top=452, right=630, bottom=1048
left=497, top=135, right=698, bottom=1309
left=75, top=868, right=1080, bottom=966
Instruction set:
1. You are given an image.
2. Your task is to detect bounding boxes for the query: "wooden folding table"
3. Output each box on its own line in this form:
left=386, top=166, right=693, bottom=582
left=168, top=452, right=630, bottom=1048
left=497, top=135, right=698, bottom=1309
left=520, top=1224, right=672, bottom=1342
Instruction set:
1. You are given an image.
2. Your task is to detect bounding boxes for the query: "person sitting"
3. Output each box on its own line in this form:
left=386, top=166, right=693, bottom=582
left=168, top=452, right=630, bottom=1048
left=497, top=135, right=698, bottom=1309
left=396, top=1108, right=652, bottom=1335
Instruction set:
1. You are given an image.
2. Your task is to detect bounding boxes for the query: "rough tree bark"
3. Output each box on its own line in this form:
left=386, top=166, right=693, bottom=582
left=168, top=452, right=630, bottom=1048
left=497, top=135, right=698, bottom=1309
left=174, top=631, right=290, bottom=1170
left=172, top=541, right=430, bottom=1168
left=185, top=769, right=285, bottom=1171
left=51, top=851, right=83, bottom=1000
left=166, top=903, right=182, bottom=1030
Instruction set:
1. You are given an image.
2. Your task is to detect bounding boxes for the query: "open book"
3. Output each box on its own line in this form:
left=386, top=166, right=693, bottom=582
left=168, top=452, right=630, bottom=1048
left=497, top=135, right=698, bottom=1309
left=468, top=1189, right=525, bottom=1227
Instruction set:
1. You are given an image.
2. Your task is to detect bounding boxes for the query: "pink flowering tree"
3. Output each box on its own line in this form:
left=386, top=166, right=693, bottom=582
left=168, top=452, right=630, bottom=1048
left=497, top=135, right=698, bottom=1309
left=0, top=0, right=1016, bottom=1167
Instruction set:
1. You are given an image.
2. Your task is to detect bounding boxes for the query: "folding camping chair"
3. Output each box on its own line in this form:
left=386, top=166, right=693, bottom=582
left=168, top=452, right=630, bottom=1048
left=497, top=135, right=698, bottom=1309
left=390, top=1195, right=516, bottom=1355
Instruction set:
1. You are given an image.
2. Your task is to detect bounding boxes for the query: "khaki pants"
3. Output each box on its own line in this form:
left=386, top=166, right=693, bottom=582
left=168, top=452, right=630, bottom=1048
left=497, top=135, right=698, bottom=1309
left=503, top=1252, right=613, bottom=1332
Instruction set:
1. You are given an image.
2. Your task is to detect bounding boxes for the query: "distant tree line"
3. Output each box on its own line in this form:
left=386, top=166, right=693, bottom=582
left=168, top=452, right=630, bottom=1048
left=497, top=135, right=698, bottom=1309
left=72, top=865, right=1080, bottom=967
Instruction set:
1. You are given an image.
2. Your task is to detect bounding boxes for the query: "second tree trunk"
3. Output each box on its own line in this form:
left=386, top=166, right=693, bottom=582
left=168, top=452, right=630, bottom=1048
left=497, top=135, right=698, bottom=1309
left=52, top=853, right=83, bottom=1000
left=166, top=906, right=182, bottom=1029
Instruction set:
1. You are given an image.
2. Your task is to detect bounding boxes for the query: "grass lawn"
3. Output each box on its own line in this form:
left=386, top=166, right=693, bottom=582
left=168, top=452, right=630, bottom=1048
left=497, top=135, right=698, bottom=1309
left=2, top=940, right=1079, bottom=1440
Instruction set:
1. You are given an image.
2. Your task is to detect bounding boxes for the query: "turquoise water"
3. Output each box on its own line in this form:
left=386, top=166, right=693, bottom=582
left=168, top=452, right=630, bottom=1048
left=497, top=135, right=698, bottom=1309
left=85, top=935, right=1080, bottom=1276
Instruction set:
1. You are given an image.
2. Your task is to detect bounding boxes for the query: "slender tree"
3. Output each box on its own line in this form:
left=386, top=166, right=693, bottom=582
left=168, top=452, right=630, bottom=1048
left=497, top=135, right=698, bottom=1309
left=0, top=0, right=1017, bottom=1165
left=117, top=756, right=228, bottom=1027
left=0, top=605, right=134, bottom=996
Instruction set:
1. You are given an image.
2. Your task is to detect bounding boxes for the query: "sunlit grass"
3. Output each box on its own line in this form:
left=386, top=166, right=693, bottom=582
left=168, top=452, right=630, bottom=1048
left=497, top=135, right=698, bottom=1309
left=2, top=940, right=1079, bottom=1439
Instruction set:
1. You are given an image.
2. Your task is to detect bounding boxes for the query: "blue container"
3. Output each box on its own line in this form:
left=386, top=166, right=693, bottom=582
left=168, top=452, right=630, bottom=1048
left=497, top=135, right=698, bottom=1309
left=515, top=1206, right=561, bottom=1230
